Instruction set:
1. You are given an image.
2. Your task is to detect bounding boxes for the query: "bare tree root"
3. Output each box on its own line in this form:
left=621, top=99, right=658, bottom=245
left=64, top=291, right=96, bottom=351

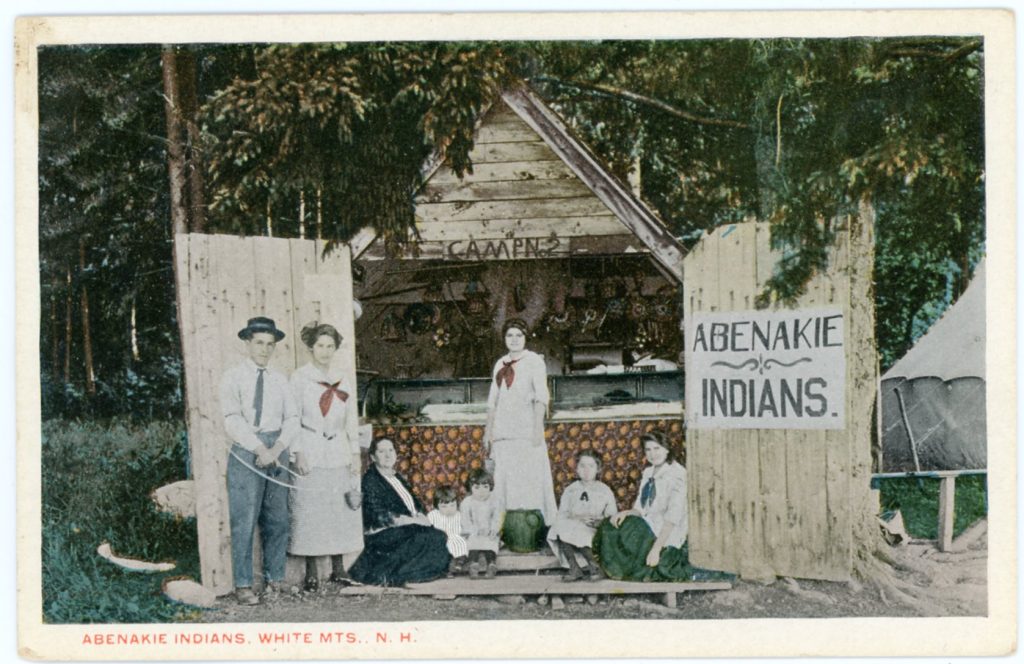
left=853, top=538, right=934, bottom=614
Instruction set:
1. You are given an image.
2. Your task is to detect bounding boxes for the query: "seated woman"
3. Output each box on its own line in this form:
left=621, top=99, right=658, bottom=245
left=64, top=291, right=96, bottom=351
left=594, top=432, right=691, bottom=581
left=348, top=437, right=451, bottom=587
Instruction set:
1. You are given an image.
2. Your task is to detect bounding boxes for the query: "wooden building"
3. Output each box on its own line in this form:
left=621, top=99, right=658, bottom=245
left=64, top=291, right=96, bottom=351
left=349, top=87, right=689, bottom=508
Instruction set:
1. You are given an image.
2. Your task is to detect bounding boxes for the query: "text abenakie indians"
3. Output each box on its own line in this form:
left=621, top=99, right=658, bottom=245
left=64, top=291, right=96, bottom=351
left=14, top=10, right=1016, bottom=660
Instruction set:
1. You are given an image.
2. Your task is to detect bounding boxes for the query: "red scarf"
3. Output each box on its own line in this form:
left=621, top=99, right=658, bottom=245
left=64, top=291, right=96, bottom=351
left=318, top=381, right=349, bottom=416
left=494, top=358, right=520, bottom=388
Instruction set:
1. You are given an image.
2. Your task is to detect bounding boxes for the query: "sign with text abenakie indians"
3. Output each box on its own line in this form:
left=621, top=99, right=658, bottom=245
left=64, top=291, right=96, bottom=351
left=685, top=308, right=846, bottom=429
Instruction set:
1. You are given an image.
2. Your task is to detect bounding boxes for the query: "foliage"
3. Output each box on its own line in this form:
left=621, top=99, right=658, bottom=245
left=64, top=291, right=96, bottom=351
left=527, top=39, right=984, bottom=366
left=38, top=46, right=184, bottom=419
left=202, top=42, right=515, bottom=245
left=41, top=419, right=200, bottom=623
left=878, top=475, right=987, bottom=540
left=36, top=39, right=986, bottom=419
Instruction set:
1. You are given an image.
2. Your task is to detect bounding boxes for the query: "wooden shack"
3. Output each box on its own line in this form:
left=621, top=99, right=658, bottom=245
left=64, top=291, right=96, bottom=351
left=351, top=87, right=689, bottom=509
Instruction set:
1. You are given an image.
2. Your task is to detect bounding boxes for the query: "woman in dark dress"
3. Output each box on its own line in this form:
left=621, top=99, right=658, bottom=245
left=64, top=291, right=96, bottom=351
left=348, top=437, right=450, bottom=586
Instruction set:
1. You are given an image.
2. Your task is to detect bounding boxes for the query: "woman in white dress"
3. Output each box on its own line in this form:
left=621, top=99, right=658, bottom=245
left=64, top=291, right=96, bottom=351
left=484, top=318, right=557, bottom=531
left=289, top=322, right=364, bottom=592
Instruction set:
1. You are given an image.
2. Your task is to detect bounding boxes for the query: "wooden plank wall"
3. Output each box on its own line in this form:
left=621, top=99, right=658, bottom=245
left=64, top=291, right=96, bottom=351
left=411, top=102, right=633, bottom=246
left=175, top=233, right=355, bottom=594
left=683, top=208, right=876, bottom=582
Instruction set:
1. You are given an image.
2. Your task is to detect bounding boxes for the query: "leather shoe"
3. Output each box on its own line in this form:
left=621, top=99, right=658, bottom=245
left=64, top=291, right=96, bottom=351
left=561, top=568, right=584, bottom=582
left=235, top=588, right=259, bottom=605
left=329, top=573, right=362, bottom=587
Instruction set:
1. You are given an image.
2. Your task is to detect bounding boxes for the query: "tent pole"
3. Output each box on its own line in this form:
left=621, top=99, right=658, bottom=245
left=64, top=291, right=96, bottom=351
left=893, top=386, right=922, bottom=474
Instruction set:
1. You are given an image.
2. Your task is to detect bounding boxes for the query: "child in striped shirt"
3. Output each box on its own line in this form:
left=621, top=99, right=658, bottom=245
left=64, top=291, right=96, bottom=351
left=426, top=485, right=469, bottom=577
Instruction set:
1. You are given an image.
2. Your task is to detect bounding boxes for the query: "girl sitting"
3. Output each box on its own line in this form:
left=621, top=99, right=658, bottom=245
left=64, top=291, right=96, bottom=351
left=460, top=469, right=502, bottom=579
left=546, top=450, right=617, bottom=581
left=426, top=485, right=469, bottom=577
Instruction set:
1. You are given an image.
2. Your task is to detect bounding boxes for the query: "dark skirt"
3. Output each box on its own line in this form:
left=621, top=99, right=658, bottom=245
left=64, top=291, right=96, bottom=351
left=593, top=515, right=692, bottom=582
left=348, top=524, right=450, bottom=587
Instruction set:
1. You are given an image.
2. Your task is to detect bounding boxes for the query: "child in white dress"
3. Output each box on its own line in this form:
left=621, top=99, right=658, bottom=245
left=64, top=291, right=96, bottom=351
left=546, top=450, right=617, bottom=581
left=460, top=469, right=502, bottom=579
left=426, top=485, right=469, bottom=577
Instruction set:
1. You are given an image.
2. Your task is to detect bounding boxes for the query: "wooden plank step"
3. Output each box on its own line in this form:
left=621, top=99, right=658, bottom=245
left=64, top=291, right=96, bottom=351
left=336, top=576, right=731, bottom=596
left=495, top=552, right=561, bottom=572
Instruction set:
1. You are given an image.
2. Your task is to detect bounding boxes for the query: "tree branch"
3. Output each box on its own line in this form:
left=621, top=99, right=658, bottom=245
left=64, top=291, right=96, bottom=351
left=887, top=39, right=982, bottom=62
left=530, top=76, right=751, bottom=130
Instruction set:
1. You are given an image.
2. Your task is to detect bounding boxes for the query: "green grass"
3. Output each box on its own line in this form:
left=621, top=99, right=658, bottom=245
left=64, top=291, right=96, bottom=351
left=878, top=475, right=987, bottom=540
left=41, top=419, right=203, bottom=623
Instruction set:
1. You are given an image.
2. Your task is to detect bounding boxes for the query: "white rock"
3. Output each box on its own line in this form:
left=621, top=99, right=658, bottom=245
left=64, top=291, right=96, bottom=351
left=163, top=578, right=217, bottom=608
left=151, top=480, right=196, bottom=519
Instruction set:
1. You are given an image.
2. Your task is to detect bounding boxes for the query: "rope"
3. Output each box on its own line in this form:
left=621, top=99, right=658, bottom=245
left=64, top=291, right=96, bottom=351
left=229, top=449, right=355, bottom=494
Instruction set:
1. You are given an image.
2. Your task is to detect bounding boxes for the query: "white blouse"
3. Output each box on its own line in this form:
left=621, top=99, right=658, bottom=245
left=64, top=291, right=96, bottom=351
left=632, top=461, right=689, bottom=548
left=487, top=350, right=549, bottom=442
left=289, top=363, right=356, bottom=468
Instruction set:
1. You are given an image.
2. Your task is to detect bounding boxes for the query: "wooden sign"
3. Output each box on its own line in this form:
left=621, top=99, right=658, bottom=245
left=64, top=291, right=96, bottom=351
left=686, top=307, right=846, bottom=429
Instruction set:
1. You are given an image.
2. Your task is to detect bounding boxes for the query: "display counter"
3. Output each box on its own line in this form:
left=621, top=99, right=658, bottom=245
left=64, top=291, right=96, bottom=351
left=365, top=371, right=685, bottom=508
left=364, top=371, right=683, bottom=424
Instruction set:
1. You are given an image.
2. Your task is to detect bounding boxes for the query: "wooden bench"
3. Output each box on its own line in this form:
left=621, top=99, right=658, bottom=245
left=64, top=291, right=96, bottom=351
left=336, top=552, right=732, bottom=607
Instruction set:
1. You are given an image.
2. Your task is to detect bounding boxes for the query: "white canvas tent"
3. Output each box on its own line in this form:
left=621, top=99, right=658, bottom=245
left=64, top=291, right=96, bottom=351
left=880, top=259, right=986, bottom=471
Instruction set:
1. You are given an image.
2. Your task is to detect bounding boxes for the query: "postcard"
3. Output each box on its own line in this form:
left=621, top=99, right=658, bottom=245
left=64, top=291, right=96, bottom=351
left=14, top=8, right=1016, bottom=660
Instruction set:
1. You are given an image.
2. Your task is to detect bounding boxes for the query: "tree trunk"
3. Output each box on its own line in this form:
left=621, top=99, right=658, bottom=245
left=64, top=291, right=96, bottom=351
left=161, top=45, right=189, bottom=236
left=316, top=187, right=323, bottom=240
left=79, top=238, right=96, bottom=396
left=50, top=276, right=61, bottom=383
left=177, top=49, right=206, bottom=233
left=63, top=265, right=72, bottom=385
left=130, top=294, right=141, bottom=362
left=298, top=190, right=306, bottom=239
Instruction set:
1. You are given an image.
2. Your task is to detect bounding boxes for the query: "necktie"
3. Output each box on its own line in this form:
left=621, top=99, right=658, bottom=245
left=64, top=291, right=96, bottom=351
left=317, top=381, right=349, bottom=416
left=494, top=358, right=520, bottom=388
left=640, top=477, right=656, bottom=509
left=252, top=368, right=265, bottom=428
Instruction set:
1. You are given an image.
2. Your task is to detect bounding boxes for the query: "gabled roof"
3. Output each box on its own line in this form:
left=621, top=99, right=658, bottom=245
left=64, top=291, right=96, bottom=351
left=353, top=85, right=687, bottom=283
left=500, top=87, right=685, bottom=282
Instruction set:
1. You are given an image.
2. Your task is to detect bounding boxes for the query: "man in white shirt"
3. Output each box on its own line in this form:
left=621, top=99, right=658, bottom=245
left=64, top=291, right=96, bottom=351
left=219, top=317, right=299, bottom=605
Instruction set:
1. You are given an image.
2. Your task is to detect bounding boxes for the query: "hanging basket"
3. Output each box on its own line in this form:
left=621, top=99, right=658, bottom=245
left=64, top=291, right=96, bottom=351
left=404, top=303, right=440, bottom=335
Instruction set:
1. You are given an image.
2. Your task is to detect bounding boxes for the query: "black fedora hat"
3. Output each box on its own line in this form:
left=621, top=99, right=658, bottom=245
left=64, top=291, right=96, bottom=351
left=238, top=316, right=286, bottom=341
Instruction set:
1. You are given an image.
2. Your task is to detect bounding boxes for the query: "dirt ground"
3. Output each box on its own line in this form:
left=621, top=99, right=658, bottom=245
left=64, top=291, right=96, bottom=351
left=197, top=521, right=987, bottom=623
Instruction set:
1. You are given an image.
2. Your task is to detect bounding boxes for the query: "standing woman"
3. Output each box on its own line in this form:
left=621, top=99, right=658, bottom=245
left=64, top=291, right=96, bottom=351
left=594, top=431, right=690, bottom=581
left=484, top=318, right=557, bottom=528
left=289, top=322, right=363, bottom=591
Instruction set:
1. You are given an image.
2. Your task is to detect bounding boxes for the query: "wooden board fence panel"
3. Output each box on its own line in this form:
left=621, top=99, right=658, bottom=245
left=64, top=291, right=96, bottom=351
left=175, top=233, right=356, bottom=595
left=683, top=208, right=877, bottom=582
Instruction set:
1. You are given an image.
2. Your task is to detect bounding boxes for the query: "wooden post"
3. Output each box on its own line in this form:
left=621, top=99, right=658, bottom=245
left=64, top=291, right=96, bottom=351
left=938, top=475, right=957, bottom=552
left=79, top=237, right=96, bottom=395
